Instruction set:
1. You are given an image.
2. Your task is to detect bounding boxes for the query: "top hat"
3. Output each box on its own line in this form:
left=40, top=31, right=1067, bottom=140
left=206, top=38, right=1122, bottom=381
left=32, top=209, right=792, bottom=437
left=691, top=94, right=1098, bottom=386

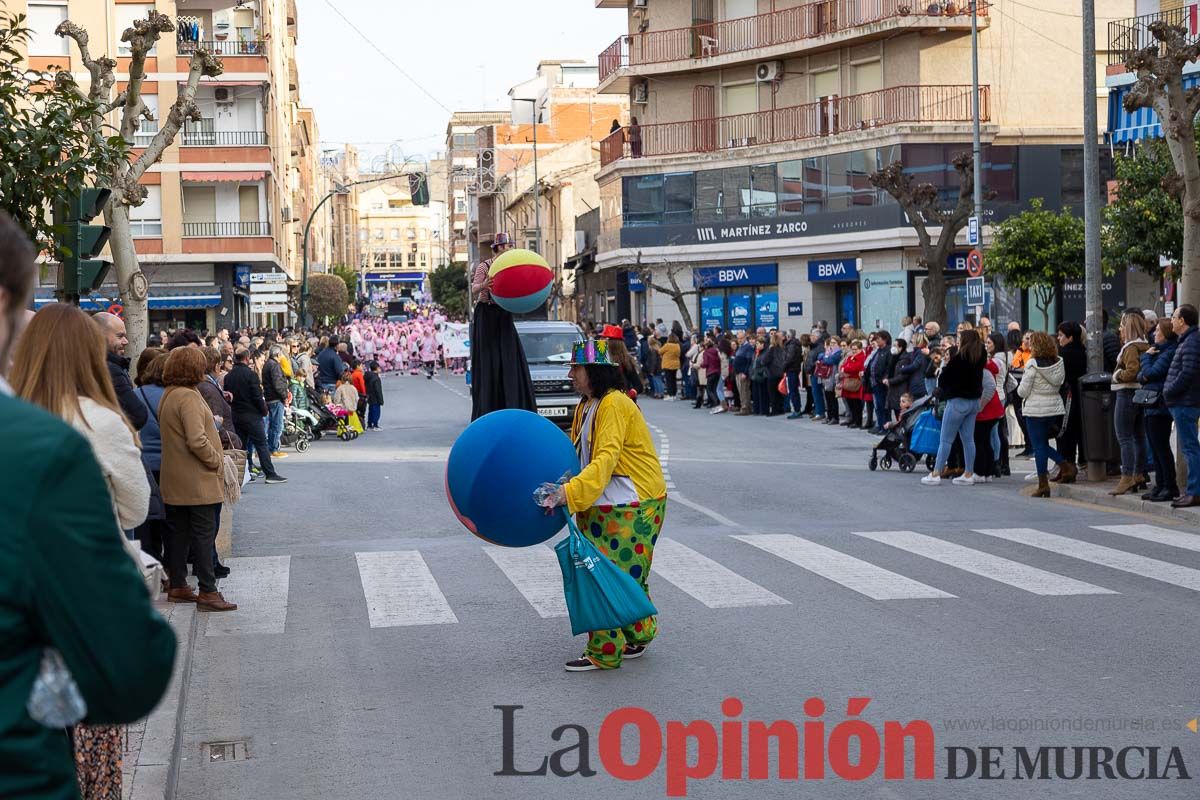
left=569, top=338, right=619, bottom=367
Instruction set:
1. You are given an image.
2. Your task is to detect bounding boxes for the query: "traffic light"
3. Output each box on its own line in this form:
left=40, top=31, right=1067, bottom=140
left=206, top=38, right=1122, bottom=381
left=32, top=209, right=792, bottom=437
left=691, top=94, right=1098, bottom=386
left=54, top=187, right=112, bottom=302
left=408, top=172, right=429, bottom=206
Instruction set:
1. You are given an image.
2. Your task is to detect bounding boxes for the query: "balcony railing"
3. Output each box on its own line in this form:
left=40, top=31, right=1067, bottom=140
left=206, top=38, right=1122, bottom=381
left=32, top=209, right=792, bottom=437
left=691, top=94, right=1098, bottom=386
left=178, top=39, right=265, bottom=57
left=182, top=129, right=268, bottom=146
left=600, top=84, right=987, bottom=166
left=1107, top=7, right=1200, bottom=65
left=599, top=0, right=988, bottom=83
left=182, top=221, right=271, bottom=237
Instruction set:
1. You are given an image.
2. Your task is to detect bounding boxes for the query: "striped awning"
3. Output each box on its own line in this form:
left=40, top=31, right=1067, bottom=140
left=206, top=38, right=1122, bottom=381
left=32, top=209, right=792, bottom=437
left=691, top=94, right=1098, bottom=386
left=1109, top=73, right=1200, bottom=143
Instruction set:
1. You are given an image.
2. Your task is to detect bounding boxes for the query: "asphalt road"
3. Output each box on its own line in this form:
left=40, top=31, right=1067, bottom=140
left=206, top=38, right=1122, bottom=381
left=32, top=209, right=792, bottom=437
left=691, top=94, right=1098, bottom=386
left=176, top=373, right=1200, bottom=800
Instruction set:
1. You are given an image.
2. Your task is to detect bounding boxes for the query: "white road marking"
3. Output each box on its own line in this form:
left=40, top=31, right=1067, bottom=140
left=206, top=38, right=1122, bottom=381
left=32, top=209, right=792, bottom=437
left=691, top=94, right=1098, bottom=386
left=653, top=538, right=789, bottom=608
left=973, top=528, right=1200, bottom=592
left=484, top=545, right=568, bottom=618
left=851, top=530, right=1116, bottom=596
left=1092, top=524, right=1200, bottom=554
left=734, top=534, right=954, bottom=600
left=671, top=492, right=743, bottom=529
left=206, top=556, right=291, bottom=636
left=355, top=551, right=459, bottom=627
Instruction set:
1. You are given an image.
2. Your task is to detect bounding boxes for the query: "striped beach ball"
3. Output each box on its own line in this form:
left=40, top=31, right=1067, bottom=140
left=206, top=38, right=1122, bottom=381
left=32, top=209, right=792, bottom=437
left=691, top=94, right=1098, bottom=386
left=488, top=248, right=553, bottom=314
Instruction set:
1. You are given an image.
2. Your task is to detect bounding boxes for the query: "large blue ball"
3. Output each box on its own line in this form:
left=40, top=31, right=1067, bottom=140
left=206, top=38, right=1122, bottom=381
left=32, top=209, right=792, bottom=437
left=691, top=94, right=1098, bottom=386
left=446, top=409, right=580, bottom=547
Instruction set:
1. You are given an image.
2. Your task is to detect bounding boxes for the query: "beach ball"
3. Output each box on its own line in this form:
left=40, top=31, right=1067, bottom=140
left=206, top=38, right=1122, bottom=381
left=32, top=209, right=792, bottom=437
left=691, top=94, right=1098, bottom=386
left=446, top=409, right=580, bottom=547
left=488, top=248, right=553, bottom=314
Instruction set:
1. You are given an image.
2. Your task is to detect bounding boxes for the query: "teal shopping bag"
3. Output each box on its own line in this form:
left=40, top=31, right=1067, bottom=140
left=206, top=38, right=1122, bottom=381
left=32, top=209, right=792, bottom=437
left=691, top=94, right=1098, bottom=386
left=555, top=508, right=658, bottom=637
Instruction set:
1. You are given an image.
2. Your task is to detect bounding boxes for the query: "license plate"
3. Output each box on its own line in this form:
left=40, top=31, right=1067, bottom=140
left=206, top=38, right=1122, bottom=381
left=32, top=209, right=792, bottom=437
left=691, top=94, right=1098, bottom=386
left=538, top=407, right=568, bottom=418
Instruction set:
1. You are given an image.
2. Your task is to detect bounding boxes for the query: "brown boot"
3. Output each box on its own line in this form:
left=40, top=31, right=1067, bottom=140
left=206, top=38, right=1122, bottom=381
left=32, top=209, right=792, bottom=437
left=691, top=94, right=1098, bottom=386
left=1057, top=462, right=1078, bottom=484
left=196, top=591, right=238, bottom=612
left=1032, top=474, right=1051, bottom=498
left=1133, top=473, right=1150, bottom=491
left=1107, top=475, right=1136, bottom=495
left=167, top=587, right=198, bottom=604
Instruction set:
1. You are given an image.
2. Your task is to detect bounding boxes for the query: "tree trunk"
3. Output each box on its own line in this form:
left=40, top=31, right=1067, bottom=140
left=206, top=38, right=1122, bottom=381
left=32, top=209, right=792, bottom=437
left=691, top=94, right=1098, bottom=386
left=109, top=203, right=149, bottom=366
left=1182, top=192, right=1200, bottom=311
left=669, top=292, right=694, bottom=332
left=922, top=254, right=949, bottom=327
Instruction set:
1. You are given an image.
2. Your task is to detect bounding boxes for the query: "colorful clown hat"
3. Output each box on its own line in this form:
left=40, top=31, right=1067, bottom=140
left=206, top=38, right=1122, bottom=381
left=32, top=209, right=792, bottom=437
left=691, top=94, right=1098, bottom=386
left=570, top=338, right=619, bottom=367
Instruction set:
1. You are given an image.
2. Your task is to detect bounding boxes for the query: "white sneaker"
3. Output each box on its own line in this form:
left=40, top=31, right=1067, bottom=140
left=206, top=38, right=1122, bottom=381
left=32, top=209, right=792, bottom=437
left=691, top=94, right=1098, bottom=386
left=952, top=475, right=976, bottom=486
left=973, top=475, right=990, bottom=484
left=710, top=406, right=726, bottom=415
left=1024, top=472, right=1038, bottom=482
left=921, top=474, right=942, bottom=486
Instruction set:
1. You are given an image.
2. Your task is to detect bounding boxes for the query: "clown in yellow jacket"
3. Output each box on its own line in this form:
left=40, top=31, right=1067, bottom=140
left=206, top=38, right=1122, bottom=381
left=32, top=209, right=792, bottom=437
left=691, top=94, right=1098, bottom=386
left=541, top=338, right=667, bottom=672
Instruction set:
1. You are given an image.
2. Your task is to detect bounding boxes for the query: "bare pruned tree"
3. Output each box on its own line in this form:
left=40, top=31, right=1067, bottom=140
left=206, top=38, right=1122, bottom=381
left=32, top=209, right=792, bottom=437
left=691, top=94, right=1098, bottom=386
left=1123, top=20, right=1200, bottom=311
left=58, top=12, right=222, bottom=363
left=870, top=153, right=990, bottom=326
left=634, top=249, right=708, bottom=331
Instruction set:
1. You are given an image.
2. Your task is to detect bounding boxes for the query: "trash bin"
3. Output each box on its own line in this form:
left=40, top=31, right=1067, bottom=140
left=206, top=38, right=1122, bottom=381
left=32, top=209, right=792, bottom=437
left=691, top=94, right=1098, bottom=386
left=1079, top=372, right=1120, bottom=464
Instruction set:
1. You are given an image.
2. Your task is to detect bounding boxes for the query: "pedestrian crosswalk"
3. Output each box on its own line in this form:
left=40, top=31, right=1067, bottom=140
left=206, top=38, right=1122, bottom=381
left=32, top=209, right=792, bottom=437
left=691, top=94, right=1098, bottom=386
left=203, top=524, right=1200, bottom=635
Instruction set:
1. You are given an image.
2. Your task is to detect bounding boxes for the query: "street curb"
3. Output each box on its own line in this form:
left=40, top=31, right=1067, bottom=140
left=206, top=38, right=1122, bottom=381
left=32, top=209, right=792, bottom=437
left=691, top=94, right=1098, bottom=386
left=1051, top=482, right=1200, bottom=526
left=129, top=601, right=199, bottom=800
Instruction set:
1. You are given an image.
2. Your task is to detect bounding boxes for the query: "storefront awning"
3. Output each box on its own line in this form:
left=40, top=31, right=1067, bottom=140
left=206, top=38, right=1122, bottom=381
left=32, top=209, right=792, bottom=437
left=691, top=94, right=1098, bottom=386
left=1109, top=73, right=1200, bottom=143
left=180, top=170, right=266, bottom=182
left=33, top=292, right=222, bottom=310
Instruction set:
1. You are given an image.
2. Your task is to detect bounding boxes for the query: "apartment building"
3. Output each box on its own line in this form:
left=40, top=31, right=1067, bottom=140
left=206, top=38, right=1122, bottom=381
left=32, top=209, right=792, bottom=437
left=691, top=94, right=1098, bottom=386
left=445, top=111, right=512, bottom=266
left=322, top=144, right=363, bottom=271
left=591, top=0, right=1156, bottom=332
left=449, top=62, right=629, bottom=277
left=23, top=0, right=318, bottom=331
left=357, top=173, right=448, bottom=299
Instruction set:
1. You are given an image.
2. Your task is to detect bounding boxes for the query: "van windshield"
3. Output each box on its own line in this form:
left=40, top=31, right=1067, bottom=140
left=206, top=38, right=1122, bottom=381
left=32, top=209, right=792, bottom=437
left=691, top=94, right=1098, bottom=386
left=519, top=331, right=583, bottom=364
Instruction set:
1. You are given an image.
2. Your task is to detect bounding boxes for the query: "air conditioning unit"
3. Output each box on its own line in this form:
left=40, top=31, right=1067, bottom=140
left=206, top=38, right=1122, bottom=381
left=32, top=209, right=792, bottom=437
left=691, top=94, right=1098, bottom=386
left=633, top=82, right=649, bottom=104
left=214, top=87, right=230, bottom=102
left=756, top=61, right=783, bottom=83
left=633, top=0, right=648, bottom=7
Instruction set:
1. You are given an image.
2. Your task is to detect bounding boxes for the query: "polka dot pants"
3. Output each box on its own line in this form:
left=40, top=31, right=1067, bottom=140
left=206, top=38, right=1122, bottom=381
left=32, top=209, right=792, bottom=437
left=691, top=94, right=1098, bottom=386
left=578, top=496, right=666, bottom=669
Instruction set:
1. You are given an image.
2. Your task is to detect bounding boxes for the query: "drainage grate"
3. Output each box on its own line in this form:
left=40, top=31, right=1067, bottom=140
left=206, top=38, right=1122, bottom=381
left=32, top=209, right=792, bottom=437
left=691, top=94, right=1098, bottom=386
left=201, top=740, right=248, bottom=763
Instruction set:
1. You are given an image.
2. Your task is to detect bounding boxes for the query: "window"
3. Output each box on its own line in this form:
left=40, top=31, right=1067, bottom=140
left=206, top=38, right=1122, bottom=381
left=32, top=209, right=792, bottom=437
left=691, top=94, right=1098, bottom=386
left=813, top=69, right=839, bottom=99
left=750, top=164, right=777, bottom=217
left=390, top=228, right=400, bottom=240
left=238, top=185, right=259, bottom=223
left=777, top=160, right=804, bottom=215
left=852, top=61, right=882, bottom=94
left=452, top=133, right=475, bottom=150
left=419, top=252, right=427, bottom=266
left=622, top=174, right=664, bottom=226
left=724, top=0, right=757, bottom=19
left=181, top=186, right=216, bottom=224
left=130, top=185, right=162, bottom=236
left=851, top=61, right=883, bottom=125
left=28, top=4, right=68, bottom=56
left=407, top=227, right=416, bottom=239
left=374, top=229, right=384, bottom=240
left=358, top=228, right=368, bottom=242
left=130, top=95, right=159, bottom=147
left=664, top=173, right=694, bottom=224
left=721, top=83, right=757, bottom=117
left=116, top=5, right=156, bottom=55
left=407, top=252, right=417, bottom=266
left=825, top=151, right=851, bottom=211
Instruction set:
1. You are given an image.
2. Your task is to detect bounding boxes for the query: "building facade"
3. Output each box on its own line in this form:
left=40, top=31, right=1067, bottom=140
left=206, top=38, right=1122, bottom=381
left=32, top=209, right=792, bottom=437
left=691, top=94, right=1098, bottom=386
left=357, top=174, right=448, bottom=300
left=445, top=111, right=511, bottom=267
left=591, top=0, right=1156, bottom=333
left=23, top=0, right=319, bottom=332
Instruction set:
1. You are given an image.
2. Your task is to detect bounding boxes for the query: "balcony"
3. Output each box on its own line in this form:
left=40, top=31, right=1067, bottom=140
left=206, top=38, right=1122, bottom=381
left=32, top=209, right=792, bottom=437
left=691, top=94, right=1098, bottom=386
left=598, top=0, right=988, bottom=90
left=182, top=127, right=268, bottom=147
left=183, top=221, right=272, bottom=237
left=600, top=84, right=987, bottom=167
left=179, top=39, right=265, bottom=57
left=1107, top=7, right=1200, bottom=69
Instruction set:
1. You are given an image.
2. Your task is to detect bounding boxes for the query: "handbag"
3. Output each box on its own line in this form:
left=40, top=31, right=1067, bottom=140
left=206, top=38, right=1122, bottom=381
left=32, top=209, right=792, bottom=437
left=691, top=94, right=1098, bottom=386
left=814, top=361, right=833, bottom=380
left=842, top=375, right=862, bottom=394
left=1132, top=388, right=1161, bottom=407
left=555, top=509, right=658, bottom=637
left=777, top=376, right=788, bottom=395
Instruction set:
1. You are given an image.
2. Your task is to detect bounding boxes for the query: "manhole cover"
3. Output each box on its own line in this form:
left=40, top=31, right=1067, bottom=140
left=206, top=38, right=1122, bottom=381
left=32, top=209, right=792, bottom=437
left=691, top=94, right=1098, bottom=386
left=201, top=740, right=248, bottom=763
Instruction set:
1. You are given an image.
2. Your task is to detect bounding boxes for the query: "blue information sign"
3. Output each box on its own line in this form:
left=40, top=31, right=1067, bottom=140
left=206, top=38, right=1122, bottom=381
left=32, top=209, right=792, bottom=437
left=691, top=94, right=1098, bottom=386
left=701, top=295, right=725, bottom=330
left=966, top=276, right=987, bottom=306
left=693, top=263, right=778, bottom=288
left=807, top=258, right=860, bottom=282
left=787, top=301, right=804, bottom=317
left=728, top=293, right=751, bottom=331
left=756, top=291, right=779, bottom=329
left=627, top=271, right=645, bottom=292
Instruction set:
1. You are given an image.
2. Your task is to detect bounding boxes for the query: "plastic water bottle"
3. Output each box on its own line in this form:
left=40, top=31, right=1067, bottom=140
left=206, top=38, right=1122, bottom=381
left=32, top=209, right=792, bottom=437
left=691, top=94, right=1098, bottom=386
left=27, top=649, right=87, bottom=727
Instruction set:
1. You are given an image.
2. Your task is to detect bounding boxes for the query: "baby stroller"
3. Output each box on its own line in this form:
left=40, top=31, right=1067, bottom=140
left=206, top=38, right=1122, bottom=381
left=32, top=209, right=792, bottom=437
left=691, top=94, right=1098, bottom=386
left=869, top=395, right=937, bottom=473
left=320, top=402, right=360, bottom=441
left=280, top=405, right=317, bottom=451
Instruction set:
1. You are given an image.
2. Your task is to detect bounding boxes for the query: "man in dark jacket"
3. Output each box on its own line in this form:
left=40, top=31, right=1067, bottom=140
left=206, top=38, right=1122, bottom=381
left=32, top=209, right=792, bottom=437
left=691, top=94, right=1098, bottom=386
left=733, top=333, right=755, bottom=416
left=317, top=335, right=344, bottom=394
left=804, top=328, right=829, bottom=419
left=1165, top=304, right=1200, bottom=507
left=1101, top=310, right=1121, bottom=373
left=868, top=331, right=895, bottom=432
left=225, top=348, right=286, bottom=483
left=262, top=345, right=290, bottom=456
left=93, top=311, right=149, bottom=430
left=782, top=332, right=805, bottom=418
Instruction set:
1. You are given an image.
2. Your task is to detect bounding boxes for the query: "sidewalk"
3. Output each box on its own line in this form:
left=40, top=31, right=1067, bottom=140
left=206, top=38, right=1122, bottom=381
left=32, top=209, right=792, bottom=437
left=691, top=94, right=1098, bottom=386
left=1050, top=475, right=1200, bottom=526
left=121, top=598, right=199, bottom=800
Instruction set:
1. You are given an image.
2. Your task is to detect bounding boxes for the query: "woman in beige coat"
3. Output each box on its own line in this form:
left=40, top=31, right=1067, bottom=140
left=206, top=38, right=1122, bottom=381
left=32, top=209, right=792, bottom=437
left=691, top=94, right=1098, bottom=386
left=158, top=347, right=237, bottom=612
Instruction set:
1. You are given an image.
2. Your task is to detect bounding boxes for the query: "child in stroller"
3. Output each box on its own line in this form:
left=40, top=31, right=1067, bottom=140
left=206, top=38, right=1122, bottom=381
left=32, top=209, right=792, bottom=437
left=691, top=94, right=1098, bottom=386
left=869, top=393, right=936, bottom=473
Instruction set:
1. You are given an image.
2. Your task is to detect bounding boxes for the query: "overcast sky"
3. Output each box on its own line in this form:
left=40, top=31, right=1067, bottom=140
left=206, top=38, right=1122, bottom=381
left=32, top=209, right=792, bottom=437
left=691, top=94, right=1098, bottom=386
left=295, top=0, right=625, bottom=167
